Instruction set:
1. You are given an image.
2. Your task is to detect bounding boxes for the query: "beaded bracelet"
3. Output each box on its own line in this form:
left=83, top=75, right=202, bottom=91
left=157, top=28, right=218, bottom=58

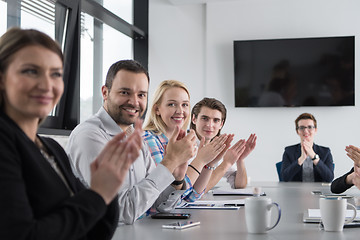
left=204, top=164, right=216, bottom=170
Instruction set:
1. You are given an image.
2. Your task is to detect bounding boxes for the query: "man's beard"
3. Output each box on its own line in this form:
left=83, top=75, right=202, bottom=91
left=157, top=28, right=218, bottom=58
left=107, top=102, right=144, bottom=126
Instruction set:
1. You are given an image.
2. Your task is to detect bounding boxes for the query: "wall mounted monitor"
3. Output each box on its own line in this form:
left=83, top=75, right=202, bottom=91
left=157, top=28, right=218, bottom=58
left=234, top=36, right=355, bottom=107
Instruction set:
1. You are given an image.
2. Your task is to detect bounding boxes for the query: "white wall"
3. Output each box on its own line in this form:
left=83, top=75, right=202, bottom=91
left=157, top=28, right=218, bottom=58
left=149, top=0, right=360, bottom=181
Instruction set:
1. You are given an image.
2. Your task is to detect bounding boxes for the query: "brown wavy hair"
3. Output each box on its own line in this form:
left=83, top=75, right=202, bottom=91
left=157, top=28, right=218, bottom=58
left=0, top=28, right=63, bottom=109
left=190, top=97, right=227, bottom=137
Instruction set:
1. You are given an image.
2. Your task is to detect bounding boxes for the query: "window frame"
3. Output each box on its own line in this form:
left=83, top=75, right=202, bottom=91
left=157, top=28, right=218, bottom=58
left=4, top=0, right=148, bottom=135
left=38, top=0, right=148, bottom=135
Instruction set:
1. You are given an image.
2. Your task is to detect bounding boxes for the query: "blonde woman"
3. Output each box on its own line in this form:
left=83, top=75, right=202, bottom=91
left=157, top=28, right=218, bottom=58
left=143, top=80, right=228, bottom=201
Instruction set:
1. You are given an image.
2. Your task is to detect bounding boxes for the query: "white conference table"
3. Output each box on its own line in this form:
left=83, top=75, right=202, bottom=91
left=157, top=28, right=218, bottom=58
left=112, top=182, right=360, bottom=240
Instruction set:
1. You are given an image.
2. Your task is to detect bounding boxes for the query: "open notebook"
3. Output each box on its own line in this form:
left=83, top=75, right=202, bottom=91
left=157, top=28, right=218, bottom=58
left=176, top=199, right=244, bottom=210
left=303, top=209, right=360, bottom=223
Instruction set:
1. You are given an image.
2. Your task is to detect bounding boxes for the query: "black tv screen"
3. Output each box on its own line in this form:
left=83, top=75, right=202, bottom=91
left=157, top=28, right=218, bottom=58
left=234, top=36, right=355, bottom=107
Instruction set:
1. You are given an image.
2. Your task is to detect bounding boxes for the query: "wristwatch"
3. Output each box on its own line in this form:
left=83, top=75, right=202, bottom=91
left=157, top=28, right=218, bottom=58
left=172, top=179, right=185, bottom=186
left=312, top=154, right=319, bottom=160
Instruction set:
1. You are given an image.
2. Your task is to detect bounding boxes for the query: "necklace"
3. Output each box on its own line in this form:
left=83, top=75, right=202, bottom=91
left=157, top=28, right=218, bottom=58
left=35, top=137, right=74, bottom=196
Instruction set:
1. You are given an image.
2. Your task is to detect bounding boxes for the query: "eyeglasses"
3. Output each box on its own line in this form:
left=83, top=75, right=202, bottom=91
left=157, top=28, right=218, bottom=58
left=297, top=126, right=316, bottom=131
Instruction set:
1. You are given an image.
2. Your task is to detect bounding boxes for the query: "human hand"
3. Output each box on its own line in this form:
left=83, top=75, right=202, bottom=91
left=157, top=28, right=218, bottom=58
left=162, top=127, right=197, bottom=174
left=298, top=142, right=307, bottom=165
left=196, top=134, right=228, bottom=166
left=345, top=172, right=356, bottom=185
left=223, top=139, right=246, bottom=167
left=238, top=134, right=257, bottom=161
left=302, top=139, right=315, bottom=157
left=209, top=134, right=234, bottom=164
left=352, top=165, right=360, bottom=190
left=345, top=145, right=360, bottom=167
left=90, top=120, right=142, bottom=204
left=172, top=162, right=188, bottom=181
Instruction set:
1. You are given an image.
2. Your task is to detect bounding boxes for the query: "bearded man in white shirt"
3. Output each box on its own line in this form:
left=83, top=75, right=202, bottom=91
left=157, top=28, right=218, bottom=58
left=66, top=60, right=196, bottom=224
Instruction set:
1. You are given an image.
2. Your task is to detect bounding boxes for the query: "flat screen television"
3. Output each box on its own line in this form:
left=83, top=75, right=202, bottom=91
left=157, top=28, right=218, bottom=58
left=234, top=36, right=355, bottom=107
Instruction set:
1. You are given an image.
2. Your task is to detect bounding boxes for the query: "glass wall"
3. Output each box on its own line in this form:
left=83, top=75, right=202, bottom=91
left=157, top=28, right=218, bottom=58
left=103, top=0, right=133, bottom=24
left=0, top=1, right=7, bottom=34
left=80, top=12, right=133, bottom=122
left=20, top=0, right=55, bottom=37
left=0, top=0, right=148, bottom=134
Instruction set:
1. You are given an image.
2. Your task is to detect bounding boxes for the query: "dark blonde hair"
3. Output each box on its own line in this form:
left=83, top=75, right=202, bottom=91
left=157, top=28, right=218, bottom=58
left=0, top=28, right=63, bottom=109
left=295, top=113, right=317, bottom=132
left=143, top=80, right=190, bottom=134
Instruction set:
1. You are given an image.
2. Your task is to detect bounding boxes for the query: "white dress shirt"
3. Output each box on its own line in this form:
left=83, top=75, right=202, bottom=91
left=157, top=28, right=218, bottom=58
left=66, top=107, right=185, bottom=224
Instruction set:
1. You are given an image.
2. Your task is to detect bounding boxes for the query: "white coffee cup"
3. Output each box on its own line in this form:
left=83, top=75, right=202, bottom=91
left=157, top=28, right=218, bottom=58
left=319, top=197, right=357, bottom=232
left=245, top=197, right=281, bottom=234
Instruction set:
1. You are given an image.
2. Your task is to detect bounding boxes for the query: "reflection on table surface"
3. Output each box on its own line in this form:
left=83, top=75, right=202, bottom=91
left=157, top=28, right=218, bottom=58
left=112, top=182, right=360, bottom=240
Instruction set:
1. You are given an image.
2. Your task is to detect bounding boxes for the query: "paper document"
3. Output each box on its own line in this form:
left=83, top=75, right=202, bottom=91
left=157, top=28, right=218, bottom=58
left=176, top=199, right=245, bottom=210
left=303, top=209, right=360, bottom=223
left=212, top=188, right=265, bottom=196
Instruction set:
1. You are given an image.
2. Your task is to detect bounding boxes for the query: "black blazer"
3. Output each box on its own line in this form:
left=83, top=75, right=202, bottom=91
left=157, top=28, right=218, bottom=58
left=280, top=143, right=334, bottom=182
left=0, top=112, right=119, bottom=240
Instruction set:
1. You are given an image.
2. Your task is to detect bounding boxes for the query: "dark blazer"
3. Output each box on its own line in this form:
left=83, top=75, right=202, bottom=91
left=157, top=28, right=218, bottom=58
left=331, top=168, right=354, bottom=194
left=0, top=112, right=119, bottom=240
left=281, top=143, right=334, bottom=182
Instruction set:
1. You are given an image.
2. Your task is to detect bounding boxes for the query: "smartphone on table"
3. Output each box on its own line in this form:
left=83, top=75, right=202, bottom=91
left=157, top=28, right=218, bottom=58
left=162, top=220, right=200, bottom=230
left=151, top=213, right=191, bottom=219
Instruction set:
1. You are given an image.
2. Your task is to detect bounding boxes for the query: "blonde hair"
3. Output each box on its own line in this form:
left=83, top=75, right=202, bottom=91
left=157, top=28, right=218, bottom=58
left=144, top=80, right=190, bottom=135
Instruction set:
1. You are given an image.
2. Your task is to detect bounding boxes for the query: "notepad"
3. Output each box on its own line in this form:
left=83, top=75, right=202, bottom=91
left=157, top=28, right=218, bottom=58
left=303, top=209, right=360, bottom=223
left=176, top=199, right=245, bottom=210
left=212, top=188, right=266, bottom=196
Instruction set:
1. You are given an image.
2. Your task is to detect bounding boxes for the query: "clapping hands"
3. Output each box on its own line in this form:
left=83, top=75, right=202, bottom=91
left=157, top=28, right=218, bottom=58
left=223, top=134, right=257, bottom=166
left=298, top=139, right=315, bottom=165
left=162, top=127, right=197, bottom=179
left=197, top=134, right=229, bottom=166
left=345, top=145, right=360, bottom=167
left=345, top=145, right=360, bottom=189
left=301, top=140, right=315, bottom=158
left=352, top=165, right=360, bottom=189
left=90, top=119, right=143, bottom=204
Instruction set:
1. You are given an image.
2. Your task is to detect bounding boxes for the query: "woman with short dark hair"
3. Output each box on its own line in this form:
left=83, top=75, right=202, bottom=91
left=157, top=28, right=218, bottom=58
left=281, top=113, right=334, bottom=182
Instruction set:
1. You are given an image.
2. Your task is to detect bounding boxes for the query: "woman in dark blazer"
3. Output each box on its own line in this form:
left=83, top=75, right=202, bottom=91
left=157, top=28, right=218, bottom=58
left=331, top=145, right=360, bottom=193
left=0, top=28, right=142, bottom=240
left=331, top=167, right=354, bottom=193
left=281, top=113, right=334, bottom=182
